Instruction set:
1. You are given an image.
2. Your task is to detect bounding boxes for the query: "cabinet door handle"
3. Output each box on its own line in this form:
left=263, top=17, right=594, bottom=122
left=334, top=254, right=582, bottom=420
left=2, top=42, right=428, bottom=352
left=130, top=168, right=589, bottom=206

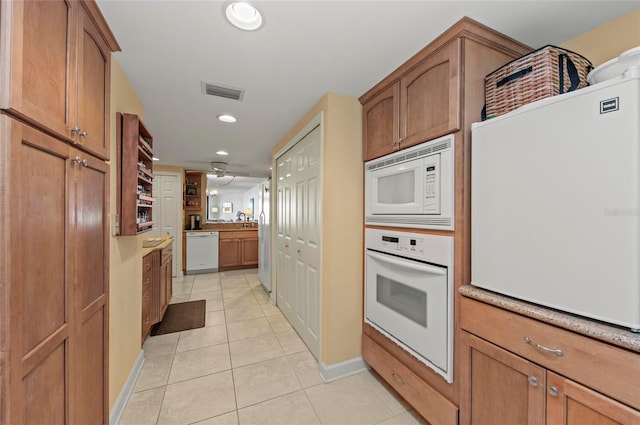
left=70, top=127, right=81, bottom=138
left=523, top=336, right=564, bottom=357
left=391, top=371, right=405, bottom=386
left=72, top=156, right=82, bottom=164
left=81, top=159, right=88, bottom=167
left=548, top=386, right=559, bottom=397
left=79, top=131, right=88, bottom=139
left=528, top=376, right=539, bottom=387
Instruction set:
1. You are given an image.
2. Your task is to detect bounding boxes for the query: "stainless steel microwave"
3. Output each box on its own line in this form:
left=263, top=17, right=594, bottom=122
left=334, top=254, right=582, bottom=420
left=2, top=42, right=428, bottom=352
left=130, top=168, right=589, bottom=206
left=365, top=134, right=454, bottom=230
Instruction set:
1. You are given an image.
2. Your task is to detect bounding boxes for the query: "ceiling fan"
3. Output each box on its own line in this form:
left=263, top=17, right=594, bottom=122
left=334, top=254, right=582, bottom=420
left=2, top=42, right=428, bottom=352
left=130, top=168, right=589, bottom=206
left=210, top=161, right=230, bottom=177
left=208, top=161, right=269, bottom=178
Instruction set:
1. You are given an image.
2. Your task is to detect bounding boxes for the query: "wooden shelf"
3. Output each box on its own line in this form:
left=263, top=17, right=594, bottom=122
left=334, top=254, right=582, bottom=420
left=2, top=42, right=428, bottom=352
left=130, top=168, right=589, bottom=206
left=138, top=194, right=156, bottom=203
left=138, top=221, right=155, bottom=230
left=117, top=113, right=155, bottom=235
left=137, top=144, right=153, bottom=162
left=184, top=170, right=204, bottom=212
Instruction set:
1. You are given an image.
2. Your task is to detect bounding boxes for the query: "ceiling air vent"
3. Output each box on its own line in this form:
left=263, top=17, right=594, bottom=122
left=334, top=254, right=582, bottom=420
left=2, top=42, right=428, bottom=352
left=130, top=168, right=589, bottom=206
left=201, top=81, right=244, bottom=101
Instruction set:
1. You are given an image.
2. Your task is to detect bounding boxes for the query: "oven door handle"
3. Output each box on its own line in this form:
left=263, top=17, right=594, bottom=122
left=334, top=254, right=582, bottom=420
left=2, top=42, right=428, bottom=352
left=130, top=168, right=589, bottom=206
left=367, top=250, right=446, bottom=275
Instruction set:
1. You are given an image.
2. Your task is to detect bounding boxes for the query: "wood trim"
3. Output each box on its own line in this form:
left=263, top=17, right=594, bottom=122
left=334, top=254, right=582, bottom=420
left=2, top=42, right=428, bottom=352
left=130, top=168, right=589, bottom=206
left=80, top=0, right=120, bottom=52
left=0, top=114, right=10, bottom=425
left=219, top=230, right=259, bottom=239
left=0, top=0, right=18, bottom=108
left=21, top=324, right=70, bottom=376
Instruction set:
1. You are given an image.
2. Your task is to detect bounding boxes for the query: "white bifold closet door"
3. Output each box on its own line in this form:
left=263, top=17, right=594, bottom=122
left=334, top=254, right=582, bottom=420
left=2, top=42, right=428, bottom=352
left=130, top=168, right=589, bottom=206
left=276, top=124, right=321, bottom=359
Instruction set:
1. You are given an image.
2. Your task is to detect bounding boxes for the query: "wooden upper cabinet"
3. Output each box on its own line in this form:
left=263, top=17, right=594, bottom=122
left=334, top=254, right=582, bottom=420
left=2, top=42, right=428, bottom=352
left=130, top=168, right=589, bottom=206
left=75, top=2, right=112, bottom=159
left=362, top=82, right=399, bottom=161
left=0, top=0, right=75, bottom=137
left=400, top=40, right=460, bottom=149
left=361, top=39, right=460, bottom=161
left=0, top=0, right=119, bottom=160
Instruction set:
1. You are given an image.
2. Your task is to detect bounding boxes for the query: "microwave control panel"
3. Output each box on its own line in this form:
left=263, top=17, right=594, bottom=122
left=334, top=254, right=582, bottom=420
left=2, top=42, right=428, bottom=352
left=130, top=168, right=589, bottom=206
left=423, top=155, right=441, bottom=214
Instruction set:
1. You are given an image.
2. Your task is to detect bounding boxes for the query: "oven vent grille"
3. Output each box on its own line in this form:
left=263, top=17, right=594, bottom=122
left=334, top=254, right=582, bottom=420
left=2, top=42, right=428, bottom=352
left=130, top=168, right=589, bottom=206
left=366, top=137, right=452, bottom=171
left=201, top=81, right=245, bottom=101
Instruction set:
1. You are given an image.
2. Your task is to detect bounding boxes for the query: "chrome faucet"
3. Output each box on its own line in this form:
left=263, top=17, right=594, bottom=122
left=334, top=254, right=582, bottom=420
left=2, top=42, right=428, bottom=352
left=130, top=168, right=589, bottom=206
left=237, top=211, right=246, bottom=222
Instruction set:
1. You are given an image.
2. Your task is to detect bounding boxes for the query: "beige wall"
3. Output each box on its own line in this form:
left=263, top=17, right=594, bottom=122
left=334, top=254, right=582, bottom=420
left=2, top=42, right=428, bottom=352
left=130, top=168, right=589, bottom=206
left=108, top=59, right=145, bottom=410
left=562, top=8, right=640, bottom=66
left=321, top=93, right=363, bottom=365
left=271, top=92, right=363, bottom=366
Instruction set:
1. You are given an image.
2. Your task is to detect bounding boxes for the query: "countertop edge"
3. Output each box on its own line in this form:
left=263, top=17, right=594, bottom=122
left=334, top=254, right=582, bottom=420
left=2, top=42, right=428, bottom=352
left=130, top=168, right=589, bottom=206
left=459, top=284, right=640, bottom=353
left=183, top=228, right=258, bottom=233
left=142, top=236, right=173, bottom=257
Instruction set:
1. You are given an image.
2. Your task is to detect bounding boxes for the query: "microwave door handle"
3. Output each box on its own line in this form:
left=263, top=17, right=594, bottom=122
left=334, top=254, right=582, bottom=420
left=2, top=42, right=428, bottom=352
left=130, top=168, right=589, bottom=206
left=367, top=250, right=446, bottom=275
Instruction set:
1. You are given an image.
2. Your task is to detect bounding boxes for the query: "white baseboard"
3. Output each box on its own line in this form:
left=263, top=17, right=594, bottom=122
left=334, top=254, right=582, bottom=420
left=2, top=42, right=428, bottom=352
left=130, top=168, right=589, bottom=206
left=319, top=357, right=369, bottom=383
left=109, top=350, right=145, bottom=425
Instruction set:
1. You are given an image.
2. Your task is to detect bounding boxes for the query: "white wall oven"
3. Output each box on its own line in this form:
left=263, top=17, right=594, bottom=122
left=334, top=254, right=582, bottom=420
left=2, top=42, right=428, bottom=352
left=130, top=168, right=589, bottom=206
left=365, top=228, right=454, bottom=383
left=365, top=134, right=454, bottom=230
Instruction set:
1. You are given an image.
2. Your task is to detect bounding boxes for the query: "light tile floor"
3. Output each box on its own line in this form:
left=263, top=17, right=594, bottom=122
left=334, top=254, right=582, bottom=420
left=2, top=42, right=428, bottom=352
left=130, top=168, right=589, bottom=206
left=119, top=270, right=425, bottom=425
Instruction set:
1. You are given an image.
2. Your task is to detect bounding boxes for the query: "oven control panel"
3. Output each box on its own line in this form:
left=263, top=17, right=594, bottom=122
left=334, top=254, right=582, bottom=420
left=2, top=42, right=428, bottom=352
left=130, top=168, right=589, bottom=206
left=366, top=228, right=453, bottom=265
left=379, top=234, right=425, bottom=255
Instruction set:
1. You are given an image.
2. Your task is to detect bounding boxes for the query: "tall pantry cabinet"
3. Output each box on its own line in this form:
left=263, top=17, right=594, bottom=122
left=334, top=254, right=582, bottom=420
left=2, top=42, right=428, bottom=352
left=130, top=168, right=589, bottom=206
left=0, top=1, right=119, bottom=424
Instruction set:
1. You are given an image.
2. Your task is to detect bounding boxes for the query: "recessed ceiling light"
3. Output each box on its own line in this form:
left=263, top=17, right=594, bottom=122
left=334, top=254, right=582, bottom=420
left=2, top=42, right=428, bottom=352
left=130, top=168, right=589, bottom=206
left=216, top=150, right=229, bottom=156
left=225, top=2, right=263, bottom=31
left=217, top=114, right=237, bottom=123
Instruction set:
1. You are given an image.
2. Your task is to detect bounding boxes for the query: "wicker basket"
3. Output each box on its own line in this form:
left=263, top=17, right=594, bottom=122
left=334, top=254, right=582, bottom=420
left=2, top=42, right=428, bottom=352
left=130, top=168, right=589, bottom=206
left=484, top=45, right=593, bottom=118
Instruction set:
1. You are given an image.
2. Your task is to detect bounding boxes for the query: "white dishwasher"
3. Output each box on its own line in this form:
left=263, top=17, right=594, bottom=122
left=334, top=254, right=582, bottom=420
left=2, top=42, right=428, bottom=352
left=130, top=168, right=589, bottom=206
left=186, top=232, right=219, bottom=274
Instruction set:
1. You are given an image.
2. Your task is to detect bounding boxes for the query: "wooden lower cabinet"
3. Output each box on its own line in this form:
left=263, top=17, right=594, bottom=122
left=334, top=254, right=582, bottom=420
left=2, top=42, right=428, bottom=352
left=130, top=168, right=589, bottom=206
left=459, top=297, right=640, bottom=425
left=219, top=238, right=242, bottom=269
left=461, top=331, right=640, bottom=425
left=362, top=333, right=459, bottom=425
left=546, top=371, right=640, bottom=425
left=142, top=245, right=173, bottom=344
left=141, top=253, right=154, bottom=341
left=1, top=115, right=109, bottom=424
left=160, top=245, right=173, bottom=318
left=240, top=237, right=259, bottom=266
left=461, top=331, right=546, bottom=425
left=219, top=231, right=258, bottom=271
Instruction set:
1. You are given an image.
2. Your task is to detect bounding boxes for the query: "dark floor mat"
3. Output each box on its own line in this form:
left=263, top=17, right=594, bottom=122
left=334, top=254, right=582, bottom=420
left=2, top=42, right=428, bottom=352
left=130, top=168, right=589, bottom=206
left=150, top=300, right=206, bottom=336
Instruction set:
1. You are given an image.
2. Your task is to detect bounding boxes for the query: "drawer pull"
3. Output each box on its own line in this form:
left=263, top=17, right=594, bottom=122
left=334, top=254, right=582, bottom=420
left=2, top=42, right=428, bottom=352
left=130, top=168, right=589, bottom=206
left=527, top=376, right=538, bottom=387
left=548, top=386, right=559, bottom=397
left=523, top=336, right=564, bottom=357
left=391, top=371, right=405, bottom=386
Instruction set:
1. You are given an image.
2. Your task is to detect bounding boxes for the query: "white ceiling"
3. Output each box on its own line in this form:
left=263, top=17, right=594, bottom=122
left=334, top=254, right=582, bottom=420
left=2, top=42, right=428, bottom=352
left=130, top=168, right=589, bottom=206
left=98, top=0, right=639, bottom=190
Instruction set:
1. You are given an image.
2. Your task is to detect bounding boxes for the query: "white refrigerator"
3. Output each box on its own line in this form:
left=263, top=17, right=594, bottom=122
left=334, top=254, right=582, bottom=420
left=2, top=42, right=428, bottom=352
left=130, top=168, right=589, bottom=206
left=258, top=179, right=271, bottom=291
left=471, top=71, right=640, bottom=330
